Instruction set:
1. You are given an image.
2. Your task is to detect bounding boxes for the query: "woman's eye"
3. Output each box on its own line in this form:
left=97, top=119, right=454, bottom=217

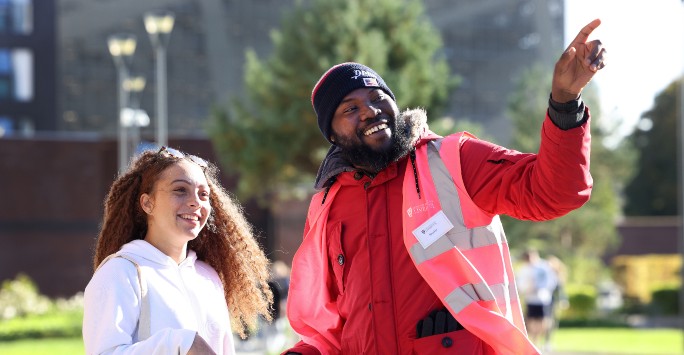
left=199, top=191, right=210, bottom=199
left=174, top=187, right=186, bottom=194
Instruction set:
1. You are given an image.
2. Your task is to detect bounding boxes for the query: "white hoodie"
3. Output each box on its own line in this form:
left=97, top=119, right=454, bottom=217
left=83, top=240, right=235, bottom=355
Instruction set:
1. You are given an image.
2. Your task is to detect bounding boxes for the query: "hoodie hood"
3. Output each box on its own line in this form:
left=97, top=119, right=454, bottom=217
left=314, top=108, right=439, bottom=190
left=119, top=239, right=198, bottom=268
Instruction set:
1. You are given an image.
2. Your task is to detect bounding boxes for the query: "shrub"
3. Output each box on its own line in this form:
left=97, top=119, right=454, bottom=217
left=650, top=286, right=679, bottom=316
left=562, top=284, right=597, bottom=319
left=0, top=274, right=84, bottom=340
left=0, top=310, right=83, bottom=341
left=0, top=274, right=52, bottom=320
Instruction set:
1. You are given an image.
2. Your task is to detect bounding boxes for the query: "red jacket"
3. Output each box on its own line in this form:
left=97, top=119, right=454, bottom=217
left=285, top=111, right=592, bottom=354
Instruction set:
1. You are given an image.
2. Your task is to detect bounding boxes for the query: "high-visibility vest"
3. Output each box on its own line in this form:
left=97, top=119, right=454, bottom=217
left=288, top=132, right=540, bottom=354
left=402, top=133, right=539, bottom=355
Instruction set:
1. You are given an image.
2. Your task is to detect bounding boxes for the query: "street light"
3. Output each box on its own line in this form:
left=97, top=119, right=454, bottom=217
left=123, top=74, right=147, bottom=154
left=144, top=10, right=175, bottom=147
left=108, top=33, right=137, bottom=173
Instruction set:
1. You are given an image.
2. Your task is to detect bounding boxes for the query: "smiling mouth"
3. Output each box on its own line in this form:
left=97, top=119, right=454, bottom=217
left=364, top=123, right=389, bottom=136
left=179, top=214, right=200, bottom=222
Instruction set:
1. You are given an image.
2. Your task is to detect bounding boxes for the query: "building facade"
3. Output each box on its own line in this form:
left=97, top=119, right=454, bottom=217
left=0, top=0, right=56, bottom=134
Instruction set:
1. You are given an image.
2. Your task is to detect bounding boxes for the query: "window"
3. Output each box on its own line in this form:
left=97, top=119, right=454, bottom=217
left=0, top=116, right=12, bottom=137
left=0, top=47, right=33, bottom=101
left=0, top=0, right=33, bottom=35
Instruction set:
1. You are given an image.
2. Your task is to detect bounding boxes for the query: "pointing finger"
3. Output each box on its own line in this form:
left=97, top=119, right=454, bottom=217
left=569, top=18, right=601, bottom=47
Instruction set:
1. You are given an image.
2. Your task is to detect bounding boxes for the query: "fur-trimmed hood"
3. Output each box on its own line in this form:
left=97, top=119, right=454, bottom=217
left=314, top=108, right=437, bottom=190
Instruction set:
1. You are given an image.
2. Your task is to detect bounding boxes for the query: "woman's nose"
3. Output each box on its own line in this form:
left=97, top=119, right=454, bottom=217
left=188, top=193, right=200, bottom=207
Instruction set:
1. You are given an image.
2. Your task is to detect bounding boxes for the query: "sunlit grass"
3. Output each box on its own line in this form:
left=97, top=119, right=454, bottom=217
left=0, top=337, right=83, bottom=355
left=551, top=328, right=684, bottom=354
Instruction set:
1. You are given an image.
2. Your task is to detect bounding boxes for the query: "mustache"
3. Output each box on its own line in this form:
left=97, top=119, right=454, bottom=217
left=357, top=113, right=394, bottom=135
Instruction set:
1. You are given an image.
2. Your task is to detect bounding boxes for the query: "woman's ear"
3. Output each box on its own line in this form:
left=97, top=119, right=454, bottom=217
left=140, top=193, right=153, bottom=214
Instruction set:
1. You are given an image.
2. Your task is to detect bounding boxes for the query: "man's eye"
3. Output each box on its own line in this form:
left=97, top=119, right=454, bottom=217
left=174, top=187, right=186, bottom=194
left=343, top=105, right=357, bottom=113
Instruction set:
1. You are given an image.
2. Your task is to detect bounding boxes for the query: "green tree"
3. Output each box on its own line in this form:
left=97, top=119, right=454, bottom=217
left=623, top=79, right=681, bottom=216
left=209, top=0, right=453, bottom=203
left=503, top=64, right=635, bottom=285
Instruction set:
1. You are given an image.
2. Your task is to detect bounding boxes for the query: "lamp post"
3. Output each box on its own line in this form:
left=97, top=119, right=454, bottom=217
left=122, top=74, right=147, bottom=154
left=144, top=11, right=175, bottom=147
left=108, top=33, right=137, bottom=173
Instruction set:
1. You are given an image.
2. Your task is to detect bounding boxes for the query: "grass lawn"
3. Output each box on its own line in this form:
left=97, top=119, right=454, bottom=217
left=551, top=328, right=684, bottom=354
left=0, top=337, right=84, bottom=355
left=0, top=328, right=682, bottom=354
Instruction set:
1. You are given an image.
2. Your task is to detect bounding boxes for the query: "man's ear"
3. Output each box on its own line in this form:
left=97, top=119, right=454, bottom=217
left=330, top=135, right=336, bottom=143
left=140, top=193, right=153, bottom=214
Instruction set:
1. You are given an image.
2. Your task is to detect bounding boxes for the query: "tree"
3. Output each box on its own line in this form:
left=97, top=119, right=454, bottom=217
left=623, top=79, right=681, bottom=216
left=503, top=64, right=635, bottom=285
left=209, top=0, right=453, bottom=203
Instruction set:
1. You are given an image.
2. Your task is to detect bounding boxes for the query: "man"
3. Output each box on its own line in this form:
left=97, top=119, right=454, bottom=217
left=516, top=249, right=559, bottom=351
left=283, top=19, right=606, bottom=355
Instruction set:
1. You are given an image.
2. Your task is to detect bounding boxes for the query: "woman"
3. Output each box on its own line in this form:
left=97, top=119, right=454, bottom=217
left=83, top=147, right=273, bottom=354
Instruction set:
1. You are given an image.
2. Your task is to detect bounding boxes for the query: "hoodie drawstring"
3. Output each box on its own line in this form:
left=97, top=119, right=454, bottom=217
left=409, top=149, right=421, bottom=199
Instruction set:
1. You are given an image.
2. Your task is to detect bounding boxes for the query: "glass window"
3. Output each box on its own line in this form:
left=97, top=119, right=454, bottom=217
left=0, top=0, right=8, bottom=34
left=0, top=49, right=11, bottom=99
left=0, top=48, right=33, bottom=101
left=0, top=116, right=12, bottom=137
left=0, top=49, right=9, bottom=73
left=0, top=0, right=32, bottom=35
left=11, top=48, right=32, bottom=101
left=11, top=0, right=32, bottom=35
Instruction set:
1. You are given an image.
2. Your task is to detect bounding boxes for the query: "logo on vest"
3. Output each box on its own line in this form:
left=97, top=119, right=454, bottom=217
left=406, top=200, right=435, bottom=218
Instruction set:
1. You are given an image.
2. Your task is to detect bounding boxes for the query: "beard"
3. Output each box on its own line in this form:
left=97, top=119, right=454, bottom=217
left=332, top=112, right=414, bottom=173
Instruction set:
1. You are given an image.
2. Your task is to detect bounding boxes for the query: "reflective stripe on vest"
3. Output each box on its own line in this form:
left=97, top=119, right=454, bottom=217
left=402, top=134, right=540, bottom=355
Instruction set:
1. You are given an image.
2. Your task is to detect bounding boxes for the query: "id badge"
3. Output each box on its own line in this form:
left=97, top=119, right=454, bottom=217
left=412, top=210, right=454, bottom=249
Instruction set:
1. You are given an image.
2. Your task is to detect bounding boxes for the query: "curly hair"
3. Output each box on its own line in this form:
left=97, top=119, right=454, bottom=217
left=92, top=149, right=273, bottom=337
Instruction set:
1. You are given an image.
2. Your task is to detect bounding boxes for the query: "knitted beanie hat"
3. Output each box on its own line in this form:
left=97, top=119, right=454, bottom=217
left=311, top=62, right=395, bottom=144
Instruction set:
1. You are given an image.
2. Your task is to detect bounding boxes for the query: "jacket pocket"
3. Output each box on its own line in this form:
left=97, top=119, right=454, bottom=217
left=411, top=329, right=484, bottom=354
left=327, top=221, right=346, bottom=295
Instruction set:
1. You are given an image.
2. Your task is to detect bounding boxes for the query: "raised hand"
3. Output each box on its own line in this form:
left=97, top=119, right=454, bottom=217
left=551, top=18, right=607, bottom=103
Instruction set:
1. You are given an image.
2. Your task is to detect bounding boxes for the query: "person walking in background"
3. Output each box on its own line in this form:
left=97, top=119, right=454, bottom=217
left=282, top=18, right=606, bottom=355
left=82, top=147, right=273, bottom=354
left=516, top=249, right=559, bottom=351
left=545, top=254, right=569, bottom=350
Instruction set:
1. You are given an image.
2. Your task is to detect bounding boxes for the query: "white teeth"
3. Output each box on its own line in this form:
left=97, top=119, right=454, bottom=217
left=364, top=123, right=388, bottom=136
left=180, top=214, right=199, bottom=221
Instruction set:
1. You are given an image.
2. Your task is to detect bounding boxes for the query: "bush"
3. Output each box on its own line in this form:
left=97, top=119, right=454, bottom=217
left=562, top=284, right=597, bottom=319
left=558, top=317, right=629, bottom=328
left=619, top=295, right=646, bottom=315
left=650, top=286, right=679, bottom=316
left=0, top=274, right=84, bottom=340
left=0, top=310, right=83, bottom=341
left=0, top=274, right=52, bottom=319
